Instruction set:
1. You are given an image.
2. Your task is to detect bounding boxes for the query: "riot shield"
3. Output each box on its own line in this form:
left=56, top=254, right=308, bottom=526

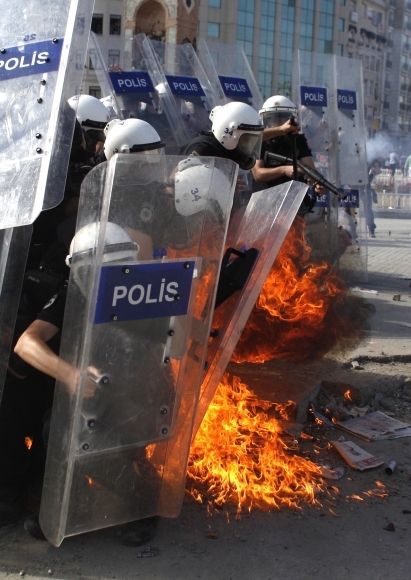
left=0, top=0, right=93, bottom=227
left=40, top=154, right=238, bottom=546
left=193, top=181, right=308, bottom=436
left=144, top=39, right=216, bottom=145
left=197, top=39, right=263, bottom=112
left=100, top=33, right=184, bottom=153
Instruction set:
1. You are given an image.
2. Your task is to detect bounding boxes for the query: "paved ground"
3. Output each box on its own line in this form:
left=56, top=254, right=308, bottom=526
left=0, top=212, right=410, bottom=580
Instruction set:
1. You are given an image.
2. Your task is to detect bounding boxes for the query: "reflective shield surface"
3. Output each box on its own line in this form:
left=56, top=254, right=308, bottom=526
left=39, top=154, right=238, bottom=546
left=0, top=0, right=93, bottom=228
left=193, top=181, right=308, bottom=436
left=197, top=39, right=263, bottom=112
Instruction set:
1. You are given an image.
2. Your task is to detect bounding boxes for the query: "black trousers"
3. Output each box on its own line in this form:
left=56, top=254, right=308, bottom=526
left=0, top=370, right=54, bottom=494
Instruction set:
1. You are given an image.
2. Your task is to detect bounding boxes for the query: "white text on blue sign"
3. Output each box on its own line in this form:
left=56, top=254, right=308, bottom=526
left=94, top=261, right=195, bottom=324
left=300, top=86, right=328, bottom=107
left=0, top=39, right=63, bottom=81
left=337, top=89, right=357, bottom=110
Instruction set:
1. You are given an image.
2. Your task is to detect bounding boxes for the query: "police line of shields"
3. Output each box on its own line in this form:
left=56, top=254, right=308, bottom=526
left=0, top=0, right=94, bottom=402
left=192, top=180, right=309, bottom=436
left=292, top=50, right=368, bottom=283
left=39, top=155, right=238, bottom=546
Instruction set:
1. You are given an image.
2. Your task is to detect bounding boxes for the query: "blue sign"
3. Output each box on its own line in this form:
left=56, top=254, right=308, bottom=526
left=0, top=38, right=63, bottom=82
left=165, top=75, right=205, bottom=97
left=109, top=70, right=155, bottom=94
left=337, top=89, right=357, bottom=110
left=218, top=76, right=252, bottom=98
left=300, top=86, right=328, bottom=107
left=94, top=261, right=195, bottom=324
left=339, top=189, right=359, bottom=208
left=315, top=190, right=330, bottom=207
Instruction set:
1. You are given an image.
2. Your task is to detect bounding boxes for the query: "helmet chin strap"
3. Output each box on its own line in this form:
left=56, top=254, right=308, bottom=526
left=229, top=147, right=256, bottom=170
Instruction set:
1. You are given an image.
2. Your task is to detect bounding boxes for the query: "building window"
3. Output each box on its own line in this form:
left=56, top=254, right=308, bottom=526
left=258, top=0, right=276, bottom=99
left=76, top=50, right=84, bottom=70
left=89, top=49, right=101, bottom=70
left=207, top=22, right=220, bottom=37
left=91, top=14, right=103, bottom=35
left=338, top=18, right=345, bottom=32
left=108, top=49, right=121, bottom=67
left=110, top=15, right=121, bottom=35
left=338, top=44, right=344, bottom=55
left=89, top=86, right=101, bottom=99
left=318, top=0, right=334, bottom=55
left=209, top=0, right=221, bottom=7
left=237, top=0, right=255, bottom=59
left=340, top=0, right=346, bottom=4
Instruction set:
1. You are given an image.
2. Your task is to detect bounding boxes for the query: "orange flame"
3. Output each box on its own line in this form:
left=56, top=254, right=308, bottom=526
left=232, top=217, right=364, bottom=363
left=25, top=437, right=33, bottom=450
left=344, top=389, right=354, bottom=403
left=187, top=375, right=324, bottom=512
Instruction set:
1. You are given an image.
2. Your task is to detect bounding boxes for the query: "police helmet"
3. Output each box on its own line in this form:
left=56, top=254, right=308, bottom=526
left=210, top=102, right=264, bottom=170
left=259, top=95, right=298, bottom=128
left=104, top=118, right=165, bottom=161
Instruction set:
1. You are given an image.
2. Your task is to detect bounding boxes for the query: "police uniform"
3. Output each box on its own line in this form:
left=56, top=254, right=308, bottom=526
left=183, top=130, right=238, bottom=161
left=259, top=133, right=312, bottom=189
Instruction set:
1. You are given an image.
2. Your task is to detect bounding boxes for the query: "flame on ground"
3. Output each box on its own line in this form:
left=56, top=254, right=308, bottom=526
left=187, top=375, right=324, bottom=513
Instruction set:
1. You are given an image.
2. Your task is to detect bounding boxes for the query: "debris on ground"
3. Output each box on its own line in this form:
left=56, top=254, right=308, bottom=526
left=335, top=411, right=411, bottom=441
left=331, top=440, right=384, bottom=471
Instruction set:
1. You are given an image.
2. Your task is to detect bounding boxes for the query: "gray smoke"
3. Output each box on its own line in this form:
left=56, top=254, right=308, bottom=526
left=366, top=133, right=393, bottom=164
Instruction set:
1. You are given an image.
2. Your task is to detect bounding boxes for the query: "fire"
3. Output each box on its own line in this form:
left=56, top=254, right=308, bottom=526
left=232, top=217, right=371, bottom=363
left=25, top=437, right=33, bottom=450
left=344, top=389, right=354, bottom=403
left=187, top=375, right=324, bottom=512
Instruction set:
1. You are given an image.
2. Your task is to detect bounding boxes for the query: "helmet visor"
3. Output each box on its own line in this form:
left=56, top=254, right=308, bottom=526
left=237, top=132, right=263, bottom=160
left=262, top=111, right=294, bottom=128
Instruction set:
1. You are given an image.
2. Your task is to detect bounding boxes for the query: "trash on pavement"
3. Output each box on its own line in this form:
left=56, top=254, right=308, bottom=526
left=351, top=286, right=378, bottom=294
left=335, top=411, right=411, bottom=441
left=331, top=440, right=384, bottom=471
left=318, top=466, right=345, bottom=480
left=385, top=460, right=397, bottom=475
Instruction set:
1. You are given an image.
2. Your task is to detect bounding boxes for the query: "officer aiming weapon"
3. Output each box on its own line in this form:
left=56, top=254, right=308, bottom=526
left=264, top=150, right=347, bottom=200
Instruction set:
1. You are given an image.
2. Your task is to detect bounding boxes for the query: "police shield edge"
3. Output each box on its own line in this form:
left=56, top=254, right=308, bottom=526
left=193, top=180, right=309, bottom=437
left=0, top=0, right=93, bottom=404
left=146, top=39, right=216, bottom=146
left=39, top=154, right=238, bottom=546
left=197, top=39, right=264, bottom=112
left=0, top=0, right=93, bottom=227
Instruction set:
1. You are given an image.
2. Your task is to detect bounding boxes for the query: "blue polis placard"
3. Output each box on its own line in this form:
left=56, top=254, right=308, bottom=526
left=0, top=39, right=63, bottom=82
left=337, top=89, right=357, bottom=110
left=109, top=70, right=155, bottom=94
left=314, top=190, right=330, bottom=207
left=218, top=76, right=253, bottom=98
left=339, top=189, right=359, bottom=208
left=165, top=75, right=205, bottom=97
left=94, top=260, right=196, bottom=324
left=300, top=86, right=328, bottom=107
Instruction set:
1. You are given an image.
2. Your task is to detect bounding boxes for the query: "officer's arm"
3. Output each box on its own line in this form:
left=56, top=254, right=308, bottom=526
left=14, top=320, right=67, bottom=381
left=252, top=159, right=298, bottom=182
left=262, top=120, right=300, bottom=142
left=300, top=156, right=326, bottom=194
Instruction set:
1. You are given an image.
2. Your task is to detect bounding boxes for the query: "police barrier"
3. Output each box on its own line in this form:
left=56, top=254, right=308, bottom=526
left=143, top=39, right=216, bottom=146
left=99, top=33, right=185, bottom=153
left=0, top=0, right=93, bottom=404
left=0, top=0, right=93, bottom=226
left=197, top=39, right=263, bottom=112
left=192, top=180, right=309, bottom=436
left=39, top=154, right=238, bottom=546
left=87, top=32, right=122, bottom=120
left=293, top=50, right=368, bottom=282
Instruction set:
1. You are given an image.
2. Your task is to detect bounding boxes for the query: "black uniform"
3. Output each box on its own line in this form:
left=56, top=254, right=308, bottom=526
left=259, top=133, right=312, bottom=189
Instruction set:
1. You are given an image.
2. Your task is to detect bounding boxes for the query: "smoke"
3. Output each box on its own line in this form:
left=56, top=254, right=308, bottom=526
left=366, top=133, right=393, bottom=163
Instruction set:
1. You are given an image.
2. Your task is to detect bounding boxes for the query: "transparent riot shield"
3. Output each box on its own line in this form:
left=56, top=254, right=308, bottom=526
left=193, top=181, right=308, bottom=436
left=292, top=50, right=337, bottom=186
left=197, top=39, right=263, bottom=112
left=144, top=39, right=216, bottom=145
left=40, top=154, right=238, bottom=546
left=97, top=33, right=184, bottom=153
left=0, top=0, right=93, bottom=227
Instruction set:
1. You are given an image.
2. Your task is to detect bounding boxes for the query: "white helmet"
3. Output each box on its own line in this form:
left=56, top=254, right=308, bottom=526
left=174, top=157, right=231, bottom=218
left=68, top=94, right=110, bottom=131
left=259, top=95, right=298, bottom=128
left=66, top=222, right=139, bottom=295
left=210, top=102, right=264, bottom=170
left=104, top=118, right=165, bottom=161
